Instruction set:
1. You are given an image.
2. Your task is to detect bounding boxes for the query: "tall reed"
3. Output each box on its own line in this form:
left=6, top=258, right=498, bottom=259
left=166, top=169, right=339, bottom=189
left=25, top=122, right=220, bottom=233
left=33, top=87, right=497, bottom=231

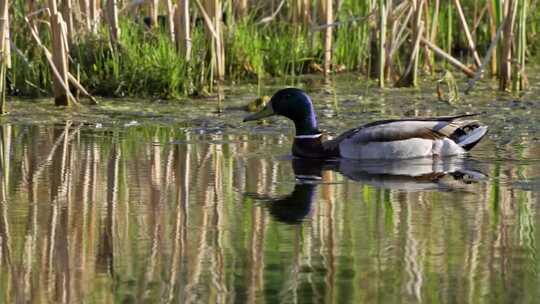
left=378, top=0, right=387, bottom=88
left=323, top=0, right=333, bottom=78
left=48, top=0, right=73, bottom=106
left=175, top=0, right=192, bottom=61
left=514, top=0, right=528, bottom=91
left=500, top=0, right=519, bottom=91
left=107, top=0, right=120, bottom=45
left=0, top=0, right=9, bottom=113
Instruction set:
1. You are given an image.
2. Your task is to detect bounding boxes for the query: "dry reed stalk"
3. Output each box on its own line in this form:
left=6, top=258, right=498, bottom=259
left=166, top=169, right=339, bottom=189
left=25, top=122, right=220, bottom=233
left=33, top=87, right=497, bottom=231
left=175, top=0, right=191, bottom=61
left=27, top=0, right=36, bottom=22
left=390, top=4, right=413, bottom=58
left=387, top=6, right=401, bottom=66
left=0, top=0, right=9, bottom=68
left=411, top=0, right=423, bottom=85
left=445, top=1, right=452, bottom=54
left=465, top=20, right=504, bottom=94
left=323, top=0, right=332, bottom=77
left=79, top=0, right=91, bottom=31
left=26, top=17, right=78, bottom=105
left=471, top=3, right=489, bottom=38
left=421, top=0, right=429, bottom=38
left=215, top=0, right=225, bottom=80
left=302, top=0, right=310, bottom=26
left=234, top=0, right=247, bottom=19
left=317, top=0, right=324, bottom=24
left=166, top=0, right=175, bottom=42
left=292, top=0, right=310, bottom=26
left=258, top=0, right=285, bottom=24
left=500, top=0, right=518, bottom=91
left=107, top=0, right=120, bottom=44
left=430, top=0, right=439, bottom=42
left=420, top=0, right=434, bottom=73
left=378, top=0, right=387, bottom=87
left=515, top=0, right=527, bottom=91
left=421, top=37, right=475, bottom=77
left=150, top=0, right=159, bottom=28
left=487, top=1, right=498, bottom=75
left=28, top=21, right=98, bottom=104
left=0, top=66, right=5, bottom=114
left=397, top=25, right=424, bottom=87
left=48, top=0, right=74, bottom=106
left=197, top=0, right=224, bottom=80
left=90, top=0, right=100, bottom=33
left=0, top=0, right=9, bottom=114
left=454, top=0, right=482, bottom=67
left=383, top=1, right=395, bottom=78
left=68, top=72, right=98, bottom=104
left=291, top=0, right=299, bottom=24
left=62, top=0, right=74, bottom=40
left=396, top=0, right=424, bottom=87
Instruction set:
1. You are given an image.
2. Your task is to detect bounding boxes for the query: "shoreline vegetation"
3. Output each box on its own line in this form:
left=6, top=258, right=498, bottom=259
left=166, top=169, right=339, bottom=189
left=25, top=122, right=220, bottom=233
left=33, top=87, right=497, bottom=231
left=0, top=0, right=539, bottom=108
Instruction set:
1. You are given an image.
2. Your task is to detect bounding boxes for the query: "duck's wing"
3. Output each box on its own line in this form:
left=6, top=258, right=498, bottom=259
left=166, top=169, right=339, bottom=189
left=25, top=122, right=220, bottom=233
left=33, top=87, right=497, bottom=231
left=359, top=113, right=480, bottom=128
left=322, top=114, right=487, bottom=151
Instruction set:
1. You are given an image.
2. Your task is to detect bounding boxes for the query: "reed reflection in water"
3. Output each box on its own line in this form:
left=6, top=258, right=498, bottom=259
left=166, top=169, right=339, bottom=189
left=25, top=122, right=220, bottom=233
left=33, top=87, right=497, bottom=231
left=0, top=122, right=539, bottom=303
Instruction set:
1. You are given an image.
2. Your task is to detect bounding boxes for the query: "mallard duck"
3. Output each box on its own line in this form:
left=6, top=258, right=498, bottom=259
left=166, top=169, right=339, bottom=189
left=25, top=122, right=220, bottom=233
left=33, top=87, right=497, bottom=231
left=243, top=88, right=488, bottom=159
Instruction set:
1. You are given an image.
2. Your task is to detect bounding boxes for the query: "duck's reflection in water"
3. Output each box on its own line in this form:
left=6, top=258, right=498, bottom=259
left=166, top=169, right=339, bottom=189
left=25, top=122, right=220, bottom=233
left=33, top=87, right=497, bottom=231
left=251, top=157, right=487, bottom=224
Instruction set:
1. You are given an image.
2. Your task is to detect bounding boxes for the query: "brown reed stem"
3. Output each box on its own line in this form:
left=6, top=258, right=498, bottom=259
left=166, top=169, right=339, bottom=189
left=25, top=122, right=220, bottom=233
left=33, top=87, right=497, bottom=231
left=62, top=0, right=74, bottom=41
left=234, top=0, right=247, bottom=19
left=196, top=0, right=224, bottom=81
left=26, top=17, right=78, bottom=105
left=454, top=0, right=482, bottom=67
left=465, top=20, right=505, bottom=94
left=150, top=0, right=159, bottom=28
left=500, top=0, right=518, bottom=91
left=421, top=37, right=475, bottom=77
left=0, top=65, right=5, bottom=114
left=302, top=0, right=311, bottom=26
left=397, top=21, right=424, bottom=87
left=390, top=4, right=413, bottom=58
left=89, top=0, right=99, bottom=33
left=0, top=0, right=9, bottom=114
left=175, top=0, right=191, bottom=61
left=49, top=8, right=73, bottom=106
left=323, top=0, right=333, bottom=78
left=487, top=1, right=498, bottom=75
left=515, top=0, right=528, bottom=91
left=79, top=0, right=91, bottom=31
left=378, top=0, right=387, bottom=88
left=166, top=0, right=175, bottom=43
left=412, top=0, right=423, bottom=85
left=107, top=0, right=120, bottom=45
left=25, top=15, right=96, bottom=103
left=430, top=0, right=440, bottom=42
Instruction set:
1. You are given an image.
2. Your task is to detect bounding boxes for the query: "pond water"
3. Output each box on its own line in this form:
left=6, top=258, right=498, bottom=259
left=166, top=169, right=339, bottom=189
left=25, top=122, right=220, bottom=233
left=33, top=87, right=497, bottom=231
left=1, top=75, right=540, bottom=303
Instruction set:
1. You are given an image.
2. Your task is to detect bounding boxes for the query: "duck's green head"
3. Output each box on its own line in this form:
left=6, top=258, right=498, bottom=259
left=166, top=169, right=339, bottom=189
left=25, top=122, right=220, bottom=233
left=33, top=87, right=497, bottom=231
left=243, top=88, right=319, bottom=135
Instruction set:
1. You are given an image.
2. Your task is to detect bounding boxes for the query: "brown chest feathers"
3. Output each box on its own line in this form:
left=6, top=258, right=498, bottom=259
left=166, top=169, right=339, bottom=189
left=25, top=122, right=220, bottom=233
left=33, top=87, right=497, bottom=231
left=292, top=136, right=340, bottom=159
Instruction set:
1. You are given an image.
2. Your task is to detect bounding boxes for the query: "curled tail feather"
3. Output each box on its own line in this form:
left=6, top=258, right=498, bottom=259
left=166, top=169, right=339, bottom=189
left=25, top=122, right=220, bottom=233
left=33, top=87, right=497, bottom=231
left=455, top=125, right=488, bottom=151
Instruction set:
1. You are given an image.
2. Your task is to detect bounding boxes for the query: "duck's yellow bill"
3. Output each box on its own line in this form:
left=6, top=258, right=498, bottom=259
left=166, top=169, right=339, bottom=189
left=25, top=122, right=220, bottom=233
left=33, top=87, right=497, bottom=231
left=243, top=103, right=275, bottom=122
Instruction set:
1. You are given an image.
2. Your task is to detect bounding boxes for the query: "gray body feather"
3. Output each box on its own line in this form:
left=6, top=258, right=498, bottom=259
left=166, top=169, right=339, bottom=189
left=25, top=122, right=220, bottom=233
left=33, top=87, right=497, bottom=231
left=322, top=114, right=487, bottom=159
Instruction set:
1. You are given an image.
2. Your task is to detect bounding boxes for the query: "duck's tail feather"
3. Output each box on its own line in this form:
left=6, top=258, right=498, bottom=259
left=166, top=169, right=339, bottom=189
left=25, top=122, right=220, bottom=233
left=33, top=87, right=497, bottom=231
left=456, top=125, right=488, bottom=151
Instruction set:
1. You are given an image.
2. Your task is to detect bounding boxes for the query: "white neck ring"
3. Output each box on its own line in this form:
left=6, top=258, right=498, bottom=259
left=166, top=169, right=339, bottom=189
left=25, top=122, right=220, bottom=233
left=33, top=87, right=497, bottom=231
left=295, top=133, right=322, bottom=139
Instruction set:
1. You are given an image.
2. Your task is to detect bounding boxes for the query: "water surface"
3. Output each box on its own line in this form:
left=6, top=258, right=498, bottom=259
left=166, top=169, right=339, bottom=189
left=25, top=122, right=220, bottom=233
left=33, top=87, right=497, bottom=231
left=1, top=75, right=540, bottom=303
